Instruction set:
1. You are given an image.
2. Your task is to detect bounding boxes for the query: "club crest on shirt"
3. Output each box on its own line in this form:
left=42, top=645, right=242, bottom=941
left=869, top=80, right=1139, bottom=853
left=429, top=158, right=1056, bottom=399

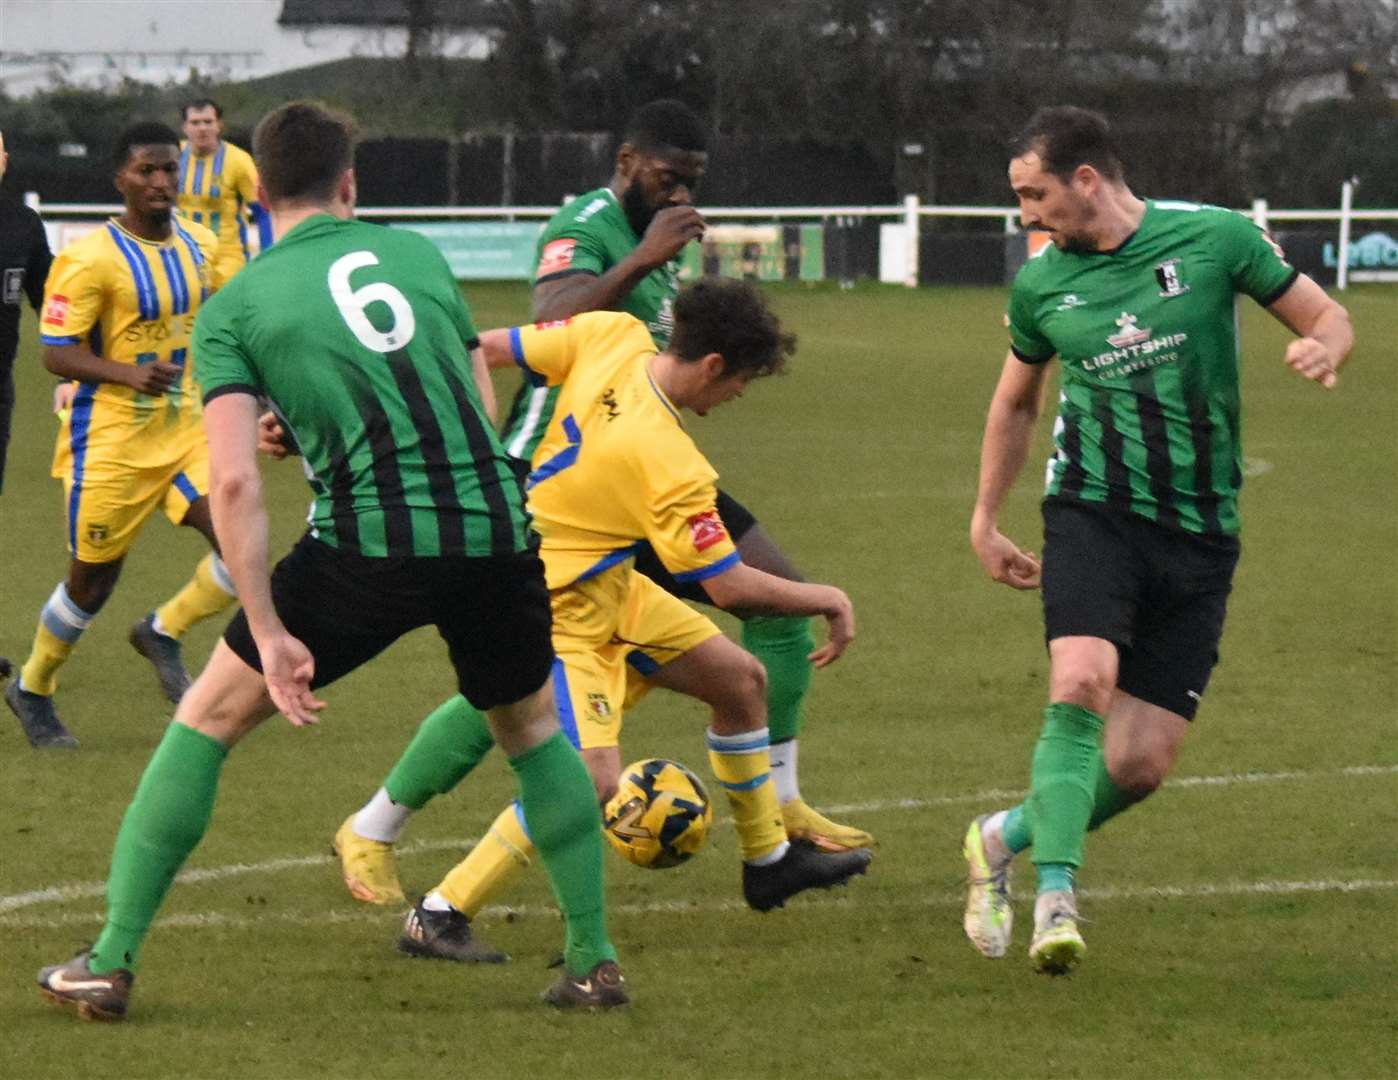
left=538, top=238, right=577, bottom=276
left=1107, top=311, right=1151, bottom=349
left=1055, top=293, right=1087, bottom=311
left=1155, top=258, right=1190, bottom=297
left=687, top=510, right=727, bottom=552
left=43, top=293, right=70, bottom=326
left=2, top=268, right=23, bottom=305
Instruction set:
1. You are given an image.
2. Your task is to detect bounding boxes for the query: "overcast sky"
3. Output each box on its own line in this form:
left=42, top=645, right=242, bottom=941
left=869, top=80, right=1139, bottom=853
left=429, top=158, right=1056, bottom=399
left=0, top=1, right=486, bottom=95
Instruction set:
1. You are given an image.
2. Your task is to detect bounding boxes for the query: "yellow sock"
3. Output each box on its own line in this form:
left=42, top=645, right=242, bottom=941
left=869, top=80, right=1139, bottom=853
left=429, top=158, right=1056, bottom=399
left=707, top=726, right=787, bottom=862
left=435, top=802, right=535, bottom=917
left=155, top=554, right=236, bottom=639
left=19, top=583, right=93, bottom=696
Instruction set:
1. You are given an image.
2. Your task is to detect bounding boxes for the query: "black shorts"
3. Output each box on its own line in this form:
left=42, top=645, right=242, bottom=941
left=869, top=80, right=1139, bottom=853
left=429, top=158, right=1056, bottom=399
left=223, top=533, right=554, bottom=711
left=632, top=488, right=758, bottom=605
left=1040, top=499, right=1240, bottom=721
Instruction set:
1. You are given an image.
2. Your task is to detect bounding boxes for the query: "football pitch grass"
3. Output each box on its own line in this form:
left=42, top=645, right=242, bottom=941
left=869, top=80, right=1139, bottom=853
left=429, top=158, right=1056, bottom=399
left=1, top=282, right=1393, bottom=1079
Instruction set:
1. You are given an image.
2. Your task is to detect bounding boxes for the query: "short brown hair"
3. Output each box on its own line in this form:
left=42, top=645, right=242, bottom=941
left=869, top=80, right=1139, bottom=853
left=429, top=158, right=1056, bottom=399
left=253, top=100, right=357, bottom=204
left=1011, top=106, right=1124, bottom=182
left=670, top=278, right=795, bottom=378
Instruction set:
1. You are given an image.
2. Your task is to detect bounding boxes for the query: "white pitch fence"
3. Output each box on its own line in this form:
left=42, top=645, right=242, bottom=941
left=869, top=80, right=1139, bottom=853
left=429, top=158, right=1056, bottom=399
left=24, top=186, right=1398, bottom=289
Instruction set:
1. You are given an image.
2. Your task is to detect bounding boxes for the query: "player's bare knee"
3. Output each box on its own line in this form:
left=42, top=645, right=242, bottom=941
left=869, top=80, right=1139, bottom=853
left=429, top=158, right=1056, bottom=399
left=729, top=652, right=767, bottom=720
left=1049, top=665, right=1114, bottom=714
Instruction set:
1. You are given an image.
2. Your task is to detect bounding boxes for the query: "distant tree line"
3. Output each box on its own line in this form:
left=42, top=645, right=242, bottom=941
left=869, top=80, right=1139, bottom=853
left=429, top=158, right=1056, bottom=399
left=2, top=0, right=1395, bottom=207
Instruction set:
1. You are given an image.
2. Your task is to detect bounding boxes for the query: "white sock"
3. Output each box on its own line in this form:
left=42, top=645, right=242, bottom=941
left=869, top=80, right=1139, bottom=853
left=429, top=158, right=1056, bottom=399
left=769, top=738, right=800, bottom=806
left=982, top=809, right=1012, bottom=865
left=352, top=787, right=412, bottom=843
left=421, top=890, right=453, bottom=912
left=745, top=839, right=790, bottom=867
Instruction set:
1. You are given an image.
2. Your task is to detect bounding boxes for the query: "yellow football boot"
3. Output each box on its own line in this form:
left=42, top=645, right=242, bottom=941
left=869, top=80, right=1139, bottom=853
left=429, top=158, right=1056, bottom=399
left=781, top=798, right=876, bottom=851
left=332, top=815, right=405, bottom=906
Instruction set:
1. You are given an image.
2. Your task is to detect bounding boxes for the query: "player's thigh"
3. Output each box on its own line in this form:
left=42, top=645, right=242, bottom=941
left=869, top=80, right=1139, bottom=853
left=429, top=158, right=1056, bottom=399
left=436, top=547, right=554, bottom=712
left=617, top=572, right=725, bottom=684
left=223, top=534, right=418, bottom=690
left=160, top=434, right=212, bottom=531
left=1041, top=501, right=1146, bottom=649
left=1117, top=533, right=1239, bottom=722
left=63, top=464, right=168, bottom=563
left=550, top=640, right=626, bottom=753
left=175, top=638, right=276, bottom=748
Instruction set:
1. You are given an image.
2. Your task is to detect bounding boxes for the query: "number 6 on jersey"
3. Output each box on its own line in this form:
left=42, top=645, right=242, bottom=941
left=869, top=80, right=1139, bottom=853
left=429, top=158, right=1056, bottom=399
left=328, top=251, right=416, bottom=352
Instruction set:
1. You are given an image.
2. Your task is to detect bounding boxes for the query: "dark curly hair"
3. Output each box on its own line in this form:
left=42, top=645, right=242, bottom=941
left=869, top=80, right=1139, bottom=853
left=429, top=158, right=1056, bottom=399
left=669, top=278, right=796, bottom=378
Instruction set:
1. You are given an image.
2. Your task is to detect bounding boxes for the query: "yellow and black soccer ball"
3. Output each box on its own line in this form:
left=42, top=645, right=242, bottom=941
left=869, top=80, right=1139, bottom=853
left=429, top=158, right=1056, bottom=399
left=603, top=758, right=713, bottom=869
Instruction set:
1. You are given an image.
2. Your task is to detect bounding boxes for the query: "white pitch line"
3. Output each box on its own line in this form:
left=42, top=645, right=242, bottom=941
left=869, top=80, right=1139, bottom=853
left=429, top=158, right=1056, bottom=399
left=816, top=762, right=1398, bottom=816
left=0, top=836, right=477, bottom=915
left=0, top=877, right=1393, bottom=931
left=1, top=763, right=1393, bottom=915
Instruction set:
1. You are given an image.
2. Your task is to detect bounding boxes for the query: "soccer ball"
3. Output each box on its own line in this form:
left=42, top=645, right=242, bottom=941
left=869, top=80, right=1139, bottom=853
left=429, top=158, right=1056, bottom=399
left=603, top=758, right=713, bottom=869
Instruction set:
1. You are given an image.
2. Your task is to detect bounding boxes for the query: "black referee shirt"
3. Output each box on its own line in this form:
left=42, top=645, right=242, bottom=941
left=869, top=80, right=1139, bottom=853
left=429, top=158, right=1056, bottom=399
left=0, top=197, right=53, bottom=367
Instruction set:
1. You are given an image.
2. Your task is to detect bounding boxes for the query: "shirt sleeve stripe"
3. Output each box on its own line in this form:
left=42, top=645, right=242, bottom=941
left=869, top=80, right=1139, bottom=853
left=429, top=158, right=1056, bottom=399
left=533, top=268, right=596, bottom=286
left=509, top=325, right=546, bottom=386
left=41, top=335, right=81, bottom=346
left=1011, top=344, right=1054, bottom=364
left=202, top=383, right=259, bottom=405
left=1259, top=267, right=1301, bottom=308
left=672, top=550, right=742, bottom=583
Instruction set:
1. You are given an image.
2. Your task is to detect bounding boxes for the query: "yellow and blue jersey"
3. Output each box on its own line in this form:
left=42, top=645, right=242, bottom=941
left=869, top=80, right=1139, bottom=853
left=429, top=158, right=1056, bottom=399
left=40, top=217, right=218, bottom=480
left=509, top=311, right=739, bottom=590
left=177, top=139, right=269, bottom=280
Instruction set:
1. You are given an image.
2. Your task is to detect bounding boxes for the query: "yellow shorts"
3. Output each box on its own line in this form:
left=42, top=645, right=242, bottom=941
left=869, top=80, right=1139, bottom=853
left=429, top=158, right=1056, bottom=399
left=550, top=565, right=721, bottom=751
left=62, top=433, right=210, bottom=563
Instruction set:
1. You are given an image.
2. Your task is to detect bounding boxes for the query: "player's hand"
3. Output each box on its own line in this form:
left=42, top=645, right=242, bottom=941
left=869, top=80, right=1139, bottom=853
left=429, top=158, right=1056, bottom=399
left=1284, top=337, right=1338, bottom=389
left=52, top=381, right=75, bottom=417
left=257, top=410, right=290, bottom=459
left=634, top=206, right=705, bottom=267
left=972, top=525, right=1042, bottom=590
left=124, top=361, right=182, bottom=395
left=256, top=629, right=326, bottom=727
left=809, top=587, right=855, bottom=668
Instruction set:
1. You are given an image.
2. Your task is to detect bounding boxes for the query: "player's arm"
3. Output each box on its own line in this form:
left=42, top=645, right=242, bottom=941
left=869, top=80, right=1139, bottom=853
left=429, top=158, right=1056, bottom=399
left=203, top=391, right=324, bottom=726
left=702, top=564, right=855, bottom=668
left=24, top=212, right=52, bottom=312
left=469, top=345, right=497, bottom=423
left=1265, top=274, right=1354, bottom=389
left=43, top=343, right=180, bottom=394
left=970, top=352, right=1052, bottom=590
left=532, top=206, right=704, bottom=320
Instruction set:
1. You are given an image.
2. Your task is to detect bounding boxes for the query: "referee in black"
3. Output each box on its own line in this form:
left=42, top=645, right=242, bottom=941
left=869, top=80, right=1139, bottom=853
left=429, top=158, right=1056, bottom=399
left=0, top=131, right=54, bottom=495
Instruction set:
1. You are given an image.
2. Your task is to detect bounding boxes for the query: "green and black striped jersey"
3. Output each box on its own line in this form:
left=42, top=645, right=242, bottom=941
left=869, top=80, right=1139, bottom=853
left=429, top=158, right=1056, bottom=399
left=194, top=214, right=529, bottom=558
left=500, top=187, right=680, bottom=463
left=1008, top=200, right=1299, bottom=537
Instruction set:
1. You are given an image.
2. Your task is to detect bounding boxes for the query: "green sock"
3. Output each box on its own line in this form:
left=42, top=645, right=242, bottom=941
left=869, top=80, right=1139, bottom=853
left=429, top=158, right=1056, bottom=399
left=1002, top=804, right=1031, bottom=854
left=509, top=731, right=615, bottom=976
left=1037, top=863, right=1076, bottom=894
left=1087, top=752, right=1144, bottom=831
left=383, top=695, right=496, bottom=810
left=1026, top=702, right=1104, bottom=886
left=91, top=724, right=227, bottom=973
left=741, top=615, right=814, bottom=743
